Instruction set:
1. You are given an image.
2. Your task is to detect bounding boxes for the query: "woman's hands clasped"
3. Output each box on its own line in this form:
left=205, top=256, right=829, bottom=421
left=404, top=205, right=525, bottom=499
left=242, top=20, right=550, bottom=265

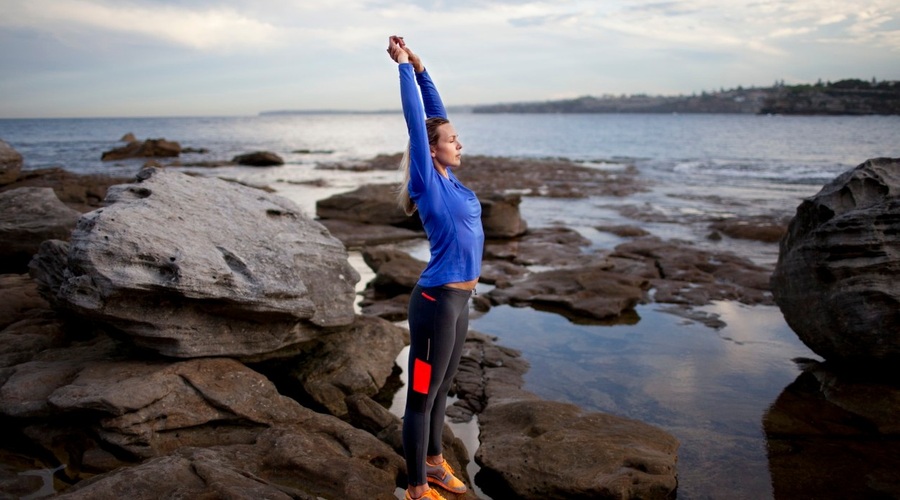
left=386, top=36, right=424, bottom=72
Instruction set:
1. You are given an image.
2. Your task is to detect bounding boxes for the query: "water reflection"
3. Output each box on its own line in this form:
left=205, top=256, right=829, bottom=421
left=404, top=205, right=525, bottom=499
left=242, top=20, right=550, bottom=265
left=764, top=361, right=900, bottom=499
left=471, top=301, right=819, bottom=499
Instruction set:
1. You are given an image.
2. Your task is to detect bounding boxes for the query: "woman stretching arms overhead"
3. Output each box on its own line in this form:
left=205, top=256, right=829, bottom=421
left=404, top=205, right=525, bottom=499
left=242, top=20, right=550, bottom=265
left=386, top=35, right=483, bottom=500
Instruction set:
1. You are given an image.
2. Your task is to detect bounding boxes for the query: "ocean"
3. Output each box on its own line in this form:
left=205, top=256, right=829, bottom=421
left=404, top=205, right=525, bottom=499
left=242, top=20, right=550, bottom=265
left=2, top=113, right=899, bottom=499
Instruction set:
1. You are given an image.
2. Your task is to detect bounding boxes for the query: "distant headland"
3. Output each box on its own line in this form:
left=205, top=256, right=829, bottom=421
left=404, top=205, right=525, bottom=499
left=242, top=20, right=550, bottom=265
left=471, top=79, right=900, bottom=115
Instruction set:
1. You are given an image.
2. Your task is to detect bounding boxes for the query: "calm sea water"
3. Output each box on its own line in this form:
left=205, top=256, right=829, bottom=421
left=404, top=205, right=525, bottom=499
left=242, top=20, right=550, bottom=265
left=2, top=113, right=899, bottom=499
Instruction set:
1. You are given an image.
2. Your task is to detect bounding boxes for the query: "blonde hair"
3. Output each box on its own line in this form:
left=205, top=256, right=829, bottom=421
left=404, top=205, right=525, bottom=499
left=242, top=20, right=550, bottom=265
left=397, top=116, right=450, bottom=216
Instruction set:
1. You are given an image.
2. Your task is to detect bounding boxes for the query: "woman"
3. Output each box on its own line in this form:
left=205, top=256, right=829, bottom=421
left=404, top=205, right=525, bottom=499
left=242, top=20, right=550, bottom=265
left=387, top=35, right=483, bottom=500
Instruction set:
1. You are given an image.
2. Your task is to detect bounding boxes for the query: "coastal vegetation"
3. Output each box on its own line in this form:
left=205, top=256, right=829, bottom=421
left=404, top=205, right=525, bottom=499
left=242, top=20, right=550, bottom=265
left=472, top=78, right=900, bottom=115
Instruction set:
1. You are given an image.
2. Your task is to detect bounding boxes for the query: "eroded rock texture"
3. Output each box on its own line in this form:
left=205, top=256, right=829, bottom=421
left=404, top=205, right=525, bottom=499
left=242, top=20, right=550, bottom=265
left=771, top=158, right=900, bottom=363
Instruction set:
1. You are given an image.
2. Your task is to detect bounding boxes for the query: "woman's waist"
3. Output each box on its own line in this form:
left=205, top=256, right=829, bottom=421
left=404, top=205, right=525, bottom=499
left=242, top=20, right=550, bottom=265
left=443, top=278, right=478, bottom=291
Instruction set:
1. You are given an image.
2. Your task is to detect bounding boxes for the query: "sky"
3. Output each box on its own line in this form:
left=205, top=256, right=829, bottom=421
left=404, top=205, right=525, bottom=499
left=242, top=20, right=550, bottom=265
left=1, top=0, right=899, bottom=118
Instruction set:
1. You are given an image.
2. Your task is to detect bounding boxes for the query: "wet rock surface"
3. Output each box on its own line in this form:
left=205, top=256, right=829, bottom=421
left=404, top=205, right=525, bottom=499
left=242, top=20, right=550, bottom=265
left=771, top=157, right=900, bottom=363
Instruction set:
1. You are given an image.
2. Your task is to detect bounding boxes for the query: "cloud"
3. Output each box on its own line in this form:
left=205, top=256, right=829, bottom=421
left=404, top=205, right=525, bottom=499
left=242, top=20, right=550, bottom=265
left=0, top=0, right=898, bottom=117
left=0, top=0, right=283, bottom=51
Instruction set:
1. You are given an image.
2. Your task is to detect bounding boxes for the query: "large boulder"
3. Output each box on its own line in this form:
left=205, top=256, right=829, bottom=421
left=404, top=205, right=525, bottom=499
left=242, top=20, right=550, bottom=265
left=0, top=187, right=81, bottom=273
left=30, top=168, right=359, bottom=359
left=771, top=158, right=900, bottom=363
left=0, top=139, right=23, bottom=185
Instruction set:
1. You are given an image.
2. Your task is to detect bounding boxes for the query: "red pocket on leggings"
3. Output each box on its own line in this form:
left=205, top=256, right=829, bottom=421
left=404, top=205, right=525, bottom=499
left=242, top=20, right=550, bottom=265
left=412, top=358, right=432, bottom=394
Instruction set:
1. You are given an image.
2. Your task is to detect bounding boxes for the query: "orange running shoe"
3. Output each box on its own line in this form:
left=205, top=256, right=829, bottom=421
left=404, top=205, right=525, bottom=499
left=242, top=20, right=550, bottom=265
left=404, top=486, right=447, bottom=500
left=426, top=460, right=468, bottom=494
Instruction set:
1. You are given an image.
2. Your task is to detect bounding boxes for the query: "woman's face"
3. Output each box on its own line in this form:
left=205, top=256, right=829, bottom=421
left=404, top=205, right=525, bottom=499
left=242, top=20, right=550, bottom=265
left=430, top=123, right=462, bottom=168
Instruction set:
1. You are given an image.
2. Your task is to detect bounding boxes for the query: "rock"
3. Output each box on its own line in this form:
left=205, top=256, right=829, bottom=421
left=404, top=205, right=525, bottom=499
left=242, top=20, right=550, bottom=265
left=101, top=138, right=181, bottom=161
left=30, top=168, right=359, bottom=359
left=771, top=158, right=900, bottom=363
left=448, top=331, right=532, bottom=421
left=355, top=245, right=427, bottom=321
left=359, top=293, right=412, bottom=321
left=346, top=393, right=405, bottom=451
left=481, top=193, right=527, bottom=238
left=478, top=259, right=528, bottom=288
left=0, top=167, right=128, bottom=213
left=317, top=152, right=402, bottom=172
left=596, top=224, right=651, bottom=238
left=0, top=310, right=67, bottom=369
left=1, top=327, right=406, bottom=499
left=0, top=274, right=50, bottom=330
left=486, top=263, right=648, bottom=322
left=764, top=361, right=900, bottom=499
left=318, top=218, right=422, bottom=249
left=454, top=156, right=646, bottom=198
left=362, top=245, right=427, bottom=298
left=50, top=357, right=306, bottom=457
left=475, top=399, right=680, bottom=500
left=120, top=132, right=137, bottom=142
left=0, top=187, right=81, bottom=273
left=27, top=239, right=70, bottom=301
left=56, top=422, right=403, bottom=500
left=709, top=215, right=788, bottom=243
left=0, top=139, right=23, bottom=185
left=316, top=183, right=419, bottom=229
left=232, top=151, right=284, bottom=166
left=272, top=315, right=408, bottom=418
left=484, top=227, right=592, bottom=267
left=613, top=236, right=774, bottom=307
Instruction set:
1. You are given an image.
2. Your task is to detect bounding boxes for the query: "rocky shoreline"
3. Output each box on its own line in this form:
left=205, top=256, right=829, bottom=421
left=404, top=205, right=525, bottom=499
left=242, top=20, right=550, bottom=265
left=2, top=136, right=898, bottom=499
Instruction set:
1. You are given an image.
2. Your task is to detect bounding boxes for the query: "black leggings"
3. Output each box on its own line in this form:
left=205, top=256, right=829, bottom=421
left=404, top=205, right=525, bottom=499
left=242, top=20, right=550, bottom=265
left=403, top=284, right=472, bottom=486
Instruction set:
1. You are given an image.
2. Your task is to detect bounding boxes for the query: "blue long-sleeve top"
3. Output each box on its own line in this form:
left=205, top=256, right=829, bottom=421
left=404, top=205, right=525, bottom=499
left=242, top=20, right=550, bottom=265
left=398, top=63, right=483, bottom=287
